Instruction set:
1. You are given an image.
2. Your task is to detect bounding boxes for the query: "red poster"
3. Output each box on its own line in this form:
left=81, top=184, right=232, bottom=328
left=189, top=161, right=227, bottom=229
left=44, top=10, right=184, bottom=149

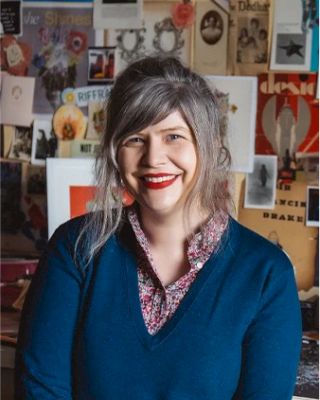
left=69, top=186, right=96, bottom=219
left=256, top=73, right=319, bottom=161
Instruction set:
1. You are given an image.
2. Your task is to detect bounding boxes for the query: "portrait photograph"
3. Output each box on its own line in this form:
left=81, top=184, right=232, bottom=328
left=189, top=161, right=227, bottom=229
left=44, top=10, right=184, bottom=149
left=236, top=16, right=268, bottom=64
left=88, top=47, right=117, bottom=84
left=200, top=10, right=223, bottom=45
left=244, top=155, right=278, bottom=209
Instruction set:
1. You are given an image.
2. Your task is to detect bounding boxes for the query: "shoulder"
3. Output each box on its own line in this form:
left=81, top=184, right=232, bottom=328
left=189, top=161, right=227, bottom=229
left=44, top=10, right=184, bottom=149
left=227, top=217, right=293, bottom=275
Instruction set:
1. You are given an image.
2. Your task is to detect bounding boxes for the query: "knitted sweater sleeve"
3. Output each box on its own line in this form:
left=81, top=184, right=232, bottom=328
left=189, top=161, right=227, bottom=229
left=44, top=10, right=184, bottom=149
left=233, top=255, right=302, bottom=400
left=15, top=222, right=83, bottom=399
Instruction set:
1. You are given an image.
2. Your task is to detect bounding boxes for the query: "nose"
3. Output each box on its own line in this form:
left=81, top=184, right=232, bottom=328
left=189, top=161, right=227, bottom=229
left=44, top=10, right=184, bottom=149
left=141, top=138, right=166, bottom=167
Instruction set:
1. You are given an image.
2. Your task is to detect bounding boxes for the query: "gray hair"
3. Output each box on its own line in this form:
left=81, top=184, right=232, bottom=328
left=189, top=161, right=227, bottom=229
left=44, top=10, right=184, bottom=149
left=77, top=56, right=231, bottom=264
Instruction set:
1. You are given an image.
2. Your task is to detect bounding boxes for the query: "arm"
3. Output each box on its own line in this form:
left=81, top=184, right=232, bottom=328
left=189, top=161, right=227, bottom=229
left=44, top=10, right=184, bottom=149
left=15, top=223, right=84, bottom=399
left=233, top=259, right=302, bottom=400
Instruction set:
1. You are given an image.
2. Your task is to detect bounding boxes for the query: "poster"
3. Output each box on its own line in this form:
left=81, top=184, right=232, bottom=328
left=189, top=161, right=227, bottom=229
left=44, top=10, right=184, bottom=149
left=194, top=1, right=228, bottom=75
left=22, top=6, right=95, bottom=113
left=270, top=0, right=313, bottom=71
left=255, top=73, right=319, bottom=163
left=206, top=75, right=257, bottom=172
left=238, top=180, right=318, bottom=291
left=107, top=1, right=192, bottom=72
left=228, top=0, right=271, bottom=75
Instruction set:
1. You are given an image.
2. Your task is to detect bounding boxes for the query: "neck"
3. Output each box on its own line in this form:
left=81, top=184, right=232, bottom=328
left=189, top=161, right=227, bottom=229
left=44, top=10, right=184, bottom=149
left=138, top=206, right=210, bottom=248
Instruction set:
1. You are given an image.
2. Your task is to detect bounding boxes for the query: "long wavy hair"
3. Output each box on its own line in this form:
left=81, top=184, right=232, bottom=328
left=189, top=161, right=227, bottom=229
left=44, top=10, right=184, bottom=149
left=76, top=56, right=231, bottom=264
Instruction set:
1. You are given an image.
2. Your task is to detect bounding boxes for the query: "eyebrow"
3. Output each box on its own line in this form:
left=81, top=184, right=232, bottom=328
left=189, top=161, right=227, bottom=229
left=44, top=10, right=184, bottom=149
left=158, top=126, right=191, bottom=133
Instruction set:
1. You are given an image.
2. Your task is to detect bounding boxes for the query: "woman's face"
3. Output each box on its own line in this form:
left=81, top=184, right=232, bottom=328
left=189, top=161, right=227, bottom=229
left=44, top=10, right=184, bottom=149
left=117, top=111, right=198, bottom=216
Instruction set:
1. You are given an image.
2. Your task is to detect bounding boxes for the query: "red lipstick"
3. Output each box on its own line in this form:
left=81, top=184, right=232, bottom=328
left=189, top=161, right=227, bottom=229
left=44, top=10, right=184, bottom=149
left=141, top=174, right=178, bottom=190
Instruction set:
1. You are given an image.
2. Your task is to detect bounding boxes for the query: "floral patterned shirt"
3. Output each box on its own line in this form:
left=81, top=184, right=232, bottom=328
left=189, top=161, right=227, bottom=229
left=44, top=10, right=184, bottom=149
left=127, top=209, right=229, bottom=335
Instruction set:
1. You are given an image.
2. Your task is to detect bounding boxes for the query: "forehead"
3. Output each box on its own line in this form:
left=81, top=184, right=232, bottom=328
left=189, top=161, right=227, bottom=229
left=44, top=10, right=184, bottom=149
left=139, top=111, right=192, bottom=135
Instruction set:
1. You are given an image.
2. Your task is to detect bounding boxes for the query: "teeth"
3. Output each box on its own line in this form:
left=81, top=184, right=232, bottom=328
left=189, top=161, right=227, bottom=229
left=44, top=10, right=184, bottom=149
left=144, top=175, right=175, bottom=183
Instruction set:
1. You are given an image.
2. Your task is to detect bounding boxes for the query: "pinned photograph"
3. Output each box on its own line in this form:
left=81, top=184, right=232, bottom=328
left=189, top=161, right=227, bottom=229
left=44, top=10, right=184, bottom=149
left=31, top=120, right=57, bottom=166
left=236, top=16, right=268, bottom=64
left=88, top=47, right=117, bottom=84
left=8, top=126, right=32, bottom=162
left=306, top=186, right=319, bottom=227
left=244, top=155, right=277, bottom=209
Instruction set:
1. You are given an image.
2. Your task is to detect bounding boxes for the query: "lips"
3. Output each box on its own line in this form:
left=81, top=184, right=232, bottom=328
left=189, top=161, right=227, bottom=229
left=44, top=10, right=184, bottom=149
left=140, top=173, right=178, bottom=189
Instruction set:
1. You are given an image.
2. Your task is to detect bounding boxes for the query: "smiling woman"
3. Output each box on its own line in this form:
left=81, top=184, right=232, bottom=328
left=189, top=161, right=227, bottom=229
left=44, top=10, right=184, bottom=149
left=16, top=57, right=302, bottom=400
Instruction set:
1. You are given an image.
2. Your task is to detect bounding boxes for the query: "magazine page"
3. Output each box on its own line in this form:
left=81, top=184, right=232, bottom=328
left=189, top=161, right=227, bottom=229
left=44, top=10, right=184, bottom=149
left=255, top=73, right=319, bottom=162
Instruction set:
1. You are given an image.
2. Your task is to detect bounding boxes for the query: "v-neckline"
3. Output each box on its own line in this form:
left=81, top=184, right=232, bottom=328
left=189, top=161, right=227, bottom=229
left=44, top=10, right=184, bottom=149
left=124, top=219, right=233, bottom=350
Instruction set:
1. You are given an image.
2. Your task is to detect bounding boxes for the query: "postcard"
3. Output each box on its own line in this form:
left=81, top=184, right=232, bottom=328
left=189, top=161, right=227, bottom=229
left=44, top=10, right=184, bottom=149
left=270, top=0, right=312, bottom=71
left=0, top=75, right=35, bottom=126
left=93, top=0, right=143, bottom=30
left=194, top=1, right=228, bottom=75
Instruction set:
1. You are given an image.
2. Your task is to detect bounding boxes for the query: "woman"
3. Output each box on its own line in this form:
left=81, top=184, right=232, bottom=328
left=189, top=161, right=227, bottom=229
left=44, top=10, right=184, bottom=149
left=15, top=57, right=301, bottom=399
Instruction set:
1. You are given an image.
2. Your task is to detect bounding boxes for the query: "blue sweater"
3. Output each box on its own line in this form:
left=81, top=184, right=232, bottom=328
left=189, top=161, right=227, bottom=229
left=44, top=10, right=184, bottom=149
left=15, top=216, right=302, bottom=399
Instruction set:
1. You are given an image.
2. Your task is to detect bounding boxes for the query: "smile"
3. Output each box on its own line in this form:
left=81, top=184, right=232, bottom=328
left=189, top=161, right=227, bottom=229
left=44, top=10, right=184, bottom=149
left=141, top=174, right=178, bottom=189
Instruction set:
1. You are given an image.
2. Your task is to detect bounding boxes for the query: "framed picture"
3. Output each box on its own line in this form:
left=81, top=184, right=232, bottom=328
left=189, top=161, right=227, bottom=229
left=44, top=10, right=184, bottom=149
left=244, top=155, right=277, bottom=209
left=206, top=75, right=257, bottom=172
left=46, top=158, right=96, bottom=238
left=31, top=120, right=57, bottom=166
left=88, top=46, right=117, bottom=84
left=306, top=186, right=319, bottom=227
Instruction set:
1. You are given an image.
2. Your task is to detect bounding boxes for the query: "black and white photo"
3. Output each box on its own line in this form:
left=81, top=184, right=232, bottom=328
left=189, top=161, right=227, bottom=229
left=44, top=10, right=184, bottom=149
left=276, top=33, right=306, bottom=65
left=244, top=155, right=277, bottom=209
left=8, top=126, right=32, bottom=162
left=306, top=186, right=319, bottom=227
left=236, top=16, right=268, bottom=64
left=31, top=120, right=57, bottom=166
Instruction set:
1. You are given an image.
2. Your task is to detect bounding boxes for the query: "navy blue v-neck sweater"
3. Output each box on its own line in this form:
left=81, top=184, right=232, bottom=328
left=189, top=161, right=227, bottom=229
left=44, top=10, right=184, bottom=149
left=15, top=216, right=302, bottom=399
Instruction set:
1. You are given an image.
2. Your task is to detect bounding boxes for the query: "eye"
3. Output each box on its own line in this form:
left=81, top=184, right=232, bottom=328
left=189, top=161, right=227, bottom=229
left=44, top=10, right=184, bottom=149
left=122, top=136, right=144, bottom=147
left=166, top=133, right=184, bottom=142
